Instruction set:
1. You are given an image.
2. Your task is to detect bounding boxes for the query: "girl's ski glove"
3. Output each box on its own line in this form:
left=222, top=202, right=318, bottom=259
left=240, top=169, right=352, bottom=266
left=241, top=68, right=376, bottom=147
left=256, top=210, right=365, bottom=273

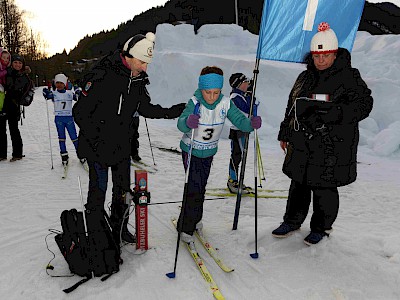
left=186, top=114, right=200, bottom=129
left=251, top=116, right=262, bottom=129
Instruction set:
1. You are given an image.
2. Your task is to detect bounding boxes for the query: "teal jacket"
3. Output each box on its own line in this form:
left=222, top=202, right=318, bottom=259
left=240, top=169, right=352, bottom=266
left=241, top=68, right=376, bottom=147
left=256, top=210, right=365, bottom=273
left=177, top=89, right=254, bottom=158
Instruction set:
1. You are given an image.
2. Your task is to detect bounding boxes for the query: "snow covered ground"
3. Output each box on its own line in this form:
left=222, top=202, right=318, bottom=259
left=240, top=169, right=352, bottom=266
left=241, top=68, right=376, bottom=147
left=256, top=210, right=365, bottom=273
left=0, top=24, right=399, bottom=300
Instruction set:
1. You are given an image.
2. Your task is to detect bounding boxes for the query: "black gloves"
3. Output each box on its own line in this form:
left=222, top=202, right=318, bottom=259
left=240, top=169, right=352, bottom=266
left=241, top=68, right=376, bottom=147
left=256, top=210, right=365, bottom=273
left=296, top=98, right=343, bottom=124
left=166, top=103, right=186, bottom=119
left=317, top=105, right=343, bottom=124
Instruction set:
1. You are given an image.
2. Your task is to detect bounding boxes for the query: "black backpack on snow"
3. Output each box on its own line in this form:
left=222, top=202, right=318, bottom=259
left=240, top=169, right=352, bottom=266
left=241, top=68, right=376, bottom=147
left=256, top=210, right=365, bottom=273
left=54, top=207, right=121, bottom=293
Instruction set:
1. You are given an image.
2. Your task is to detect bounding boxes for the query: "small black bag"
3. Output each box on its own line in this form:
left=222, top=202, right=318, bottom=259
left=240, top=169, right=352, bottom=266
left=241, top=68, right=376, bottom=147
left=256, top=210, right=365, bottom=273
left=55, top=208, right=120, bottom=293
left=19, top=78, right=34, bottom=107
left=19, top=87, right=34, bottom=106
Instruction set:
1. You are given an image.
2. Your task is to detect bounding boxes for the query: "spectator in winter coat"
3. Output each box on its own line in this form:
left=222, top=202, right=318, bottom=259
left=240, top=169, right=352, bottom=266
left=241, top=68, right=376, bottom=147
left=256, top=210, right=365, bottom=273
left=0, top=54, right=33, bottom=162
left=73, top=32, right=186, bottom=245
left=176, top=66, right=262, bottom=248
left=226, top=72, right=259, bottom=194
left=0, top=48, right=11, bottom=114
left=272, top=22, right=373, bottom=245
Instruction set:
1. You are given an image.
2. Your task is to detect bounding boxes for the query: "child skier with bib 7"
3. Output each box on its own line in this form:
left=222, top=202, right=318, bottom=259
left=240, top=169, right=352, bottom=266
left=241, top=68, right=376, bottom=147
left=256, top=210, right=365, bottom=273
left=42, top=73, right=85, bottom=167
left=176, top=66, right=262, bottom=249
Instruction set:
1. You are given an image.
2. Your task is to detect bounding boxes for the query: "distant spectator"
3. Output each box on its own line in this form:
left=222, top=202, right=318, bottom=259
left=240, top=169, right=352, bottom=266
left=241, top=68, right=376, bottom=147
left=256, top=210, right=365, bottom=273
left=0, top=48, right=11, bottom=114
left=0, top=54, right=33, bottom=162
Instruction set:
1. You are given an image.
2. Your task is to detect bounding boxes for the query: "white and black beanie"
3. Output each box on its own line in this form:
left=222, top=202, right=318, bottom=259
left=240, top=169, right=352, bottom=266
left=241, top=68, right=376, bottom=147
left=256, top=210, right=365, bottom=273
left=229, top=73, right=248, bottom=89
left=122, top=32, right=155, bottom=63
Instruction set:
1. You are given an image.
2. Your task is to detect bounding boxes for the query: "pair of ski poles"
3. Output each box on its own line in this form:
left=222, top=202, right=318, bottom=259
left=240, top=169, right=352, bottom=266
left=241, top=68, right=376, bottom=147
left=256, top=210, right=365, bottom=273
left=255, top=134, right=266, bottom=188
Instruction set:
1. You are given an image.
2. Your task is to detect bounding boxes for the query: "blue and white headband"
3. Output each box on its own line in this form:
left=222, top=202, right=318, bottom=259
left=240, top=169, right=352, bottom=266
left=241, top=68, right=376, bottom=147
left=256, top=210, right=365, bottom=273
left=198, top=73, right=224, bottom=90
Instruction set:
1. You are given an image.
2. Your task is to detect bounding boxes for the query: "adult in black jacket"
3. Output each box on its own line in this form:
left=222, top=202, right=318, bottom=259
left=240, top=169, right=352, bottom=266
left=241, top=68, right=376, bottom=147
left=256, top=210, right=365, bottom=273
left=73, top=32, right=186, bottom=244
left=272, top=22, right=373, bottom=245
left=0, top=54, right=33, bottom=162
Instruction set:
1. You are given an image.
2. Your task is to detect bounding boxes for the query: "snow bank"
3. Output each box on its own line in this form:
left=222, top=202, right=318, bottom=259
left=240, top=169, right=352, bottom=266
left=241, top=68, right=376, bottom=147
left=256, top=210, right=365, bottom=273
left=148, top=24, right=400, bottom=156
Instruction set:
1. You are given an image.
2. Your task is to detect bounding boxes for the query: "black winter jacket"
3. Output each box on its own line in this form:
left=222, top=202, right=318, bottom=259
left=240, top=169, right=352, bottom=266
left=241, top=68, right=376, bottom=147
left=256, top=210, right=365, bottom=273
left=73, top=51, right=185, bottom=164
left=3, top=68, right=33, bottom=120
left=278, top=48, right=373, bottom=187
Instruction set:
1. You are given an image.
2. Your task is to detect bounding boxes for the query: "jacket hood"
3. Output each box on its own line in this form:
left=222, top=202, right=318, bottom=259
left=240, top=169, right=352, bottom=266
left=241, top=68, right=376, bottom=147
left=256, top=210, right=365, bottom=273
left=97, top=51, right=131, bottom=77
left=103, top=51, right=150, bottom=81
left=0, top=49, right=11, bottom=68
left=304, top=47, right=352, bottom=72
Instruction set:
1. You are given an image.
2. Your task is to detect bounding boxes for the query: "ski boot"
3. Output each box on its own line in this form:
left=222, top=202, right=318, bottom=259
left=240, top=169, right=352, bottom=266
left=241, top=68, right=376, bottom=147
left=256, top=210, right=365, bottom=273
left=61, top=152, right=69, bottom=166
left=181, top=232, right=196, bottom=251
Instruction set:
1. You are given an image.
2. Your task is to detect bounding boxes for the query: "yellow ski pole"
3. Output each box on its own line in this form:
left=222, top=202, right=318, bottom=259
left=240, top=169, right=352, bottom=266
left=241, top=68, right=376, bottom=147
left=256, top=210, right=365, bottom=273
left=256, top=135, right=266, bottom=186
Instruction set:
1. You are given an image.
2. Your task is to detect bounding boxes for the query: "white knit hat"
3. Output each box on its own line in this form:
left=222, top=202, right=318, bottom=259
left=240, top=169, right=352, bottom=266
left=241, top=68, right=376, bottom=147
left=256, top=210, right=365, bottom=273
left=310, top=22, right=338, bottom=54
left=123, top=32, right=155, bottom=63
left=54, top=73, right=68, bottom=85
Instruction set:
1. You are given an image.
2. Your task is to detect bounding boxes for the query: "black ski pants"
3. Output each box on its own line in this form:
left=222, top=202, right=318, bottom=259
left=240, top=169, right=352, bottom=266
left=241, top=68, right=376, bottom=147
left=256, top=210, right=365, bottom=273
left=178, top=152, right=213, bottom=235
left=283, top=180, right=339, bottom=233
left=86, top=158, right=131, bottom=210
left=0, top=113, right=23, bottom=158
left=228, top=129, right=246, bottom=182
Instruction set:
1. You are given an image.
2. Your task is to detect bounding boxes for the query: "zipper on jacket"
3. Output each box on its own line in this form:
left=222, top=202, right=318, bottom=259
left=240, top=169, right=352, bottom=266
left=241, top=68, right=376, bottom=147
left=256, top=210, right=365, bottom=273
left=118, top=76, right=137, bottom=115
left=128, top=76, right=133, bottom=94
left=117, top=94, right=123, bottom=115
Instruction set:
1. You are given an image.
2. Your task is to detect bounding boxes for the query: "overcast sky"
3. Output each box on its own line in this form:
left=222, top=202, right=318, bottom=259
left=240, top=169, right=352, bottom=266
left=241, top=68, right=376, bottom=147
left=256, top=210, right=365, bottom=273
left=15, top=0, right=169, bottom=56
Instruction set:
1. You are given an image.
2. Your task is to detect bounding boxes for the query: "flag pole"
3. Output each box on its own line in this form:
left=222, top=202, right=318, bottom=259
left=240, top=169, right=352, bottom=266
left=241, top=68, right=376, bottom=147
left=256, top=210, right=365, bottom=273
left=232, top=58, right=261, bottom=230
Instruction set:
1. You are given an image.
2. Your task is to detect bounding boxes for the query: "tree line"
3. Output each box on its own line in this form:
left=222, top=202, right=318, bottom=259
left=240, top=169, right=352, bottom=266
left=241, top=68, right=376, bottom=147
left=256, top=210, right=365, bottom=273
left=1, top=0, right=397, bottom=87
left=0, top=0, right=46, bottom=66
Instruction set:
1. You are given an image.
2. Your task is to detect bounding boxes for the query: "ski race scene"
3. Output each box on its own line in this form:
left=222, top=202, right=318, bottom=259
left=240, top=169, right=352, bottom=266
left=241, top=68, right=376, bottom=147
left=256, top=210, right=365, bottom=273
left=0, top=0, right=399, bottom=299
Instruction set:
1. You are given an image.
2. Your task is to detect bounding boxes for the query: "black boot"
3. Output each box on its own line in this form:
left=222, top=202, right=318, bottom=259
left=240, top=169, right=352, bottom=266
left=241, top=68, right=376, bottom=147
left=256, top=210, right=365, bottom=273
left=110, top=202, right=136, bottom=244
left=121, top=221, right=136, bottom=244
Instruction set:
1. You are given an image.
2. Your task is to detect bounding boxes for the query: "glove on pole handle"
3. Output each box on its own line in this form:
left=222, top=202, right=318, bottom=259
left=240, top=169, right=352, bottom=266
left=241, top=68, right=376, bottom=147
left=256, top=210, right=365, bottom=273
left=166, top=102, right=200, bottom=279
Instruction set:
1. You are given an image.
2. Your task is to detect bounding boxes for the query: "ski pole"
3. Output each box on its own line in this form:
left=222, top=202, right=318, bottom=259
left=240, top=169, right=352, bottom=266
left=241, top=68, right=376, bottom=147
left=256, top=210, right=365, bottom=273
left=250, top=128, right=259, bottom=259
left=144, top=118, right=156, bottom=166
left=78, top=176, right=94, bottom=278
left=256, top=138, right=265, bottom=187
left=256, top=135, right=266, bottom=182
left=257, top=147, right=263, bottom=187
left=45, top=100, right=54, bottom=169
left=232, top=60, right=260, bottom=230
left=166, top=103, right=200, bottom=279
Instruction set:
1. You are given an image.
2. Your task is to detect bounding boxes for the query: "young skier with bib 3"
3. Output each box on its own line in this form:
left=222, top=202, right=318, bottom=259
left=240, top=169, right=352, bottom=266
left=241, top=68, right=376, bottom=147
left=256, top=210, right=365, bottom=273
left=176, top=66, right=262, bottom=249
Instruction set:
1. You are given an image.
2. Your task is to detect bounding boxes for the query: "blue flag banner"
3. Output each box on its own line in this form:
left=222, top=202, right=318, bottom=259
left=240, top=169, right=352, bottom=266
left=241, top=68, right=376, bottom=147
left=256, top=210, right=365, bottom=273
left=256, top=0, right=365, bottom=63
